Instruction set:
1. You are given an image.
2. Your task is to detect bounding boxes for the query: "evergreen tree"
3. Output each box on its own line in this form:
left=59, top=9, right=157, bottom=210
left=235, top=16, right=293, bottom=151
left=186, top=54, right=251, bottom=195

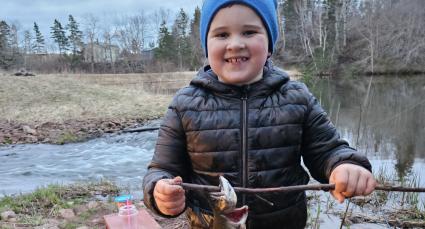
left=33, top=22, right=46, bottom=54
left=50, top=19, right=69, bottom=54
left=66, top=15, right=83, bottom=55
left=0, top=20, right=13, bottom=69
left=0, top=21, right=10, bottom=51
left=172, top=8, right=191, bottom=70
left=23, top=30, right=34, bottom=54
left=280, top=0, right=301, bottom=55
left=189, top=6, right=203, bottom=70
left=155, top=20, right=175, bottom=63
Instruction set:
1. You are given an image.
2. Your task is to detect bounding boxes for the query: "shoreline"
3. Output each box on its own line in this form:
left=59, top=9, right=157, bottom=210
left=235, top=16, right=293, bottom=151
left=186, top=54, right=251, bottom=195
left=0, top=117, right=161, bottom=145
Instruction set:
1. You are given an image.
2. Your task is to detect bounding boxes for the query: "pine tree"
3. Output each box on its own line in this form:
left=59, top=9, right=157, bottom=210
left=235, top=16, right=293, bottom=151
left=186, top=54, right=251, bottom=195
left=172, top=8, right=191, bottom=70
left=0, top=21, right=10, bottom=51
left=23, top=30, right=34, bottom=54
left=33, top=22, right=46, bottom=54
left=155, top=20, right=175, bottom=63
left=0, top=20, right=13, bottom=69
left=66, top=15, right=83, bottom=55
left=50, top=19, right=69, bottom=54
left=189, top=6, right=203, bottom=70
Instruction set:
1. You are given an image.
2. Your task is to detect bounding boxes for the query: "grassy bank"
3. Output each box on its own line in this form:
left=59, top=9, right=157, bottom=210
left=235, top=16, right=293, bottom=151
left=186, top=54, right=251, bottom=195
left=0, top=72, right=195, bottom=144
left=0, top=72, right=197, bottom=123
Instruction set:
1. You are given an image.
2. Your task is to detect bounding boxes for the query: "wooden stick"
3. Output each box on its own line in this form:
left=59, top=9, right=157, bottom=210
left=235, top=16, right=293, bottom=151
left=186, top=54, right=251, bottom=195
left=181, top=183, right=425, bottom=193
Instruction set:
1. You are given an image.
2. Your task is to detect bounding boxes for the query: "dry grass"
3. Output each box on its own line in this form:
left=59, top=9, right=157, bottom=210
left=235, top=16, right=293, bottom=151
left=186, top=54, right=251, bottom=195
left=0, top=72, right=196, bottom=124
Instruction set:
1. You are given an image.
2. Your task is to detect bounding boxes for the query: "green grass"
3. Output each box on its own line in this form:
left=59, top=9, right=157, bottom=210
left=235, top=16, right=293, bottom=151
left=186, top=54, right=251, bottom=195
left=56, top=132, right=80, bottom=145
left=0, top=181, right=119, bottom=219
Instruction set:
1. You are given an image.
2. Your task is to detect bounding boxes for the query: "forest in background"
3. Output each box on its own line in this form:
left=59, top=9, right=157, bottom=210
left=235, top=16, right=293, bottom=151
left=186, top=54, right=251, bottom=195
left=0, top=0, right=424, bottom=75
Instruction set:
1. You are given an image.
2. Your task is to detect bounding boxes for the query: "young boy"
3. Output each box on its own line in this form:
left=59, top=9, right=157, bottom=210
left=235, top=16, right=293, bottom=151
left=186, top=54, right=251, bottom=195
left=143, top=0, right=376, bottom=228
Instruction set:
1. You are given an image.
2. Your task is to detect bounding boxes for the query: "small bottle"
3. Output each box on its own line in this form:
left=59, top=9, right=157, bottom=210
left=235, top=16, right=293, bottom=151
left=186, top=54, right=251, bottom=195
left=118, top=204, right=139, bottom=229
left=114, top=195, right=133, bottom=208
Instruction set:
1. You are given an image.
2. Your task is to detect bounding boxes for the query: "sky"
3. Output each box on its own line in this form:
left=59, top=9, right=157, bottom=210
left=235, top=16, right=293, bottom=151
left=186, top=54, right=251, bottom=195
left=0, top=0, right=203, bottom=49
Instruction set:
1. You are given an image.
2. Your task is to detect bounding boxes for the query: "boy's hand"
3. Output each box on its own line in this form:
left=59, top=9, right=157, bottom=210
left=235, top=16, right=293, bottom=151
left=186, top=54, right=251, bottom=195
left=153, top=176, right=186, bottom=216
left=329, top=164, right=376, bottom=203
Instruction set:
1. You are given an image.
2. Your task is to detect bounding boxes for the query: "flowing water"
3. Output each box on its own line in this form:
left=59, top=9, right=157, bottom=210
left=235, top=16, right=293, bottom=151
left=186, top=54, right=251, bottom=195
left=0, top=75, right=424, bottom=227
left=0, top=120, right=161, bottom=198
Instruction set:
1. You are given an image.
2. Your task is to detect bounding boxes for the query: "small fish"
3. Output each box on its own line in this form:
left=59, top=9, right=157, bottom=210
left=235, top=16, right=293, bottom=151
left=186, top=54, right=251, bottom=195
left=210, top=176, right=248, bottom=229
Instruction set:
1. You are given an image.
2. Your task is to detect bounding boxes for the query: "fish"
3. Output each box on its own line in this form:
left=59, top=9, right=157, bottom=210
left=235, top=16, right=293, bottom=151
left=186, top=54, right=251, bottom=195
left=209, top=176, right=249, bottom=229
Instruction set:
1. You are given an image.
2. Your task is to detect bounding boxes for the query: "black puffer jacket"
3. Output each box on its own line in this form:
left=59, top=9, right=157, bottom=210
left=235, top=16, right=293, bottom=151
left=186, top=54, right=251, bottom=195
left=143, top=62, right=371, bottom=229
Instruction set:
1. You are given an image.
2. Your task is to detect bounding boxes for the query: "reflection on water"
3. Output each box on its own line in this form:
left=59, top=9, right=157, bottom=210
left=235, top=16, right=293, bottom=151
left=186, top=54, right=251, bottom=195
left=310, top=76, right=425, bottom=180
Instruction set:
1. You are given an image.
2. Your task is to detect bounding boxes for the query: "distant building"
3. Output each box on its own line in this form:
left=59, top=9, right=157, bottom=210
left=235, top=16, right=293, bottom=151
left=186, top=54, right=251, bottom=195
left=141, top=49, right=154, bottom=61
left=83, top=42, right=120, bottom=63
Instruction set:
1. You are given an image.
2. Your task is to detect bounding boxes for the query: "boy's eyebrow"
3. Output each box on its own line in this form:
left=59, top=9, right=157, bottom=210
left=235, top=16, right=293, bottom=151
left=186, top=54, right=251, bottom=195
left=242, top=24, right=263, bottom=30
left=209, top=26, right=228, bottom=33
left=210, top=24, right=264, bottom=33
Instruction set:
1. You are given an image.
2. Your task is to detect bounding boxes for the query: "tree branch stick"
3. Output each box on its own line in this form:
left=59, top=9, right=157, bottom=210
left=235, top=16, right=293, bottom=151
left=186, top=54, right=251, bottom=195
left=181, top=183, right=425, bottom=193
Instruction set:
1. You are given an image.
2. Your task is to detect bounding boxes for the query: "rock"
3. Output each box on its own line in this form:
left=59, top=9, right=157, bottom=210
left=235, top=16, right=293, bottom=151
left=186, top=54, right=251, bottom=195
left=8, top=217, right=17, bottom=222
left=35, top=224, right=60, bottom=229
left=45, top=218, right=61, bottom=226
left=22, top=125, right=37, bottom=135
left=13, top=69, right=35, bottom=77
left=91, top=218, right=104, bottom=225
left=74, top=205, right=88, bottom=215
left=87, top=201, right=99, bottom=209
left=58, top=209, right=75, bottom=219
left=76, top=226, right=89, bottom=229
left=1, top=210, right=16, bottom=220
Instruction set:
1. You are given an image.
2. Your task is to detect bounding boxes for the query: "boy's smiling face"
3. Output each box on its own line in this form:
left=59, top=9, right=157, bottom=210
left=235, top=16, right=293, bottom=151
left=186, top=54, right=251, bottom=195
left=207, top=4, right=270, bottom=86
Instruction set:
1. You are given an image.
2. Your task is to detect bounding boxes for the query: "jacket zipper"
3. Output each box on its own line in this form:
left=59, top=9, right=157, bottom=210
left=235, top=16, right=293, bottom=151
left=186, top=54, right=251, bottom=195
left=241, top=86, right=249, bottom=206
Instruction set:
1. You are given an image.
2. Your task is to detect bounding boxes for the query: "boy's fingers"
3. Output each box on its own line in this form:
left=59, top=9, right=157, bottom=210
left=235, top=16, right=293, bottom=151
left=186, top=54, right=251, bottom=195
left=155, top=179, right=185, bottom=195
left=331, top=190, right=345, bottom=203
left=172, top=176, right=183, bottom=185
left=354, top=175, right=367, bottom=196
left=154, top=190, right=185, bottom=202
left=342, top=170, right=359, bottom=197
left=159, top=204, right=185, bottom=216
left=330, top=169, right=348, bottom=203
left=364, top=176, right=377, bottom=195
left=156, top=194, right=186, bottom=209
left=332, top=169, right=348, bottom=193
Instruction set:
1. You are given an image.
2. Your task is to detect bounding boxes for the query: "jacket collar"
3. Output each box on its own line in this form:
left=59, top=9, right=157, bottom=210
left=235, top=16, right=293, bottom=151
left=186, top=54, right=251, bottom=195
left=190, top=60, right=290, bottom=98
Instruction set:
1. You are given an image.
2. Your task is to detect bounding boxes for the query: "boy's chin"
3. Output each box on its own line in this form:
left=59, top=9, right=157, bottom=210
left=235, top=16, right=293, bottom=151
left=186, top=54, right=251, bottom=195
left=218, top=73, right=260, bottom=86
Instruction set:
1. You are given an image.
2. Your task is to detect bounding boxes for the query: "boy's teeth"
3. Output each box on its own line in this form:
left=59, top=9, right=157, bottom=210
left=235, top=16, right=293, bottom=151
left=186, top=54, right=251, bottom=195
left=228, top=57, right=247, bottom=63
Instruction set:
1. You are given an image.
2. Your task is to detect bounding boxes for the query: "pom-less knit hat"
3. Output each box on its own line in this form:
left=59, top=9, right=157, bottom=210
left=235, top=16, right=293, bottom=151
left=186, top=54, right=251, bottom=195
left=200, top=0, right=279, bottom=57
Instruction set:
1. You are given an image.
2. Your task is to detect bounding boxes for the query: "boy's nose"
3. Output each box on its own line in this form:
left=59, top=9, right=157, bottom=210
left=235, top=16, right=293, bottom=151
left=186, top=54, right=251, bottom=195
left=226, top=36, right=246, bottom=51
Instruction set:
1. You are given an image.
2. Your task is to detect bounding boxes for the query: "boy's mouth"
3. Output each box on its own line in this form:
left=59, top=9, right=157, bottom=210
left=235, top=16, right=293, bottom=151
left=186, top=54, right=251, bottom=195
left=225, top=57, right=248, bottom=63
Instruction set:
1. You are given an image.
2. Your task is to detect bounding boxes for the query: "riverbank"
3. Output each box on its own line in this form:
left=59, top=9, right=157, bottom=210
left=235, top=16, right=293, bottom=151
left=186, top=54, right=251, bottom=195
left=1, top=179, right=424, bottom=229
left=0, top=181, right=190, bottom=229
left=0, top=117, right=159, bottom=145
left=0, top=72, right=184, bottom=145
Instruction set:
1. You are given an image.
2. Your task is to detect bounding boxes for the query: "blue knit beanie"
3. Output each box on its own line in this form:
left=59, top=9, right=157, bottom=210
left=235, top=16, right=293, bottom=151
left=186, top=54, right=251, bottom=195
left=200, top=0, right=279, bottom=57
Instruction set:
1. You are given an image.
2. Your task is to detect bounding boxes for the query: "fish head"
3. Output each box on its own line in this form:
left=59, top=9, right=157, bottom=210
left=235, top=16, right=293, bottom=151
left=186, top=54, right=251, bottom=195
left=210, top=176, right=249, bottom=228
left=210, top=176, right=237, bottom=213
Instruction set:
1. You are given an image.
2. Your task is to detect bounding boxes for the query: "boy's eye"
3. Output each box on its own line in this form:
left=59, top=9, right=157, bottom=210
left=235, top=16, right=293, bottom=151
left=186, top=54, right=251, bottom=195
left=243, top=30, right=257, bottom=36
left=216, top=32, right=228, bottom=38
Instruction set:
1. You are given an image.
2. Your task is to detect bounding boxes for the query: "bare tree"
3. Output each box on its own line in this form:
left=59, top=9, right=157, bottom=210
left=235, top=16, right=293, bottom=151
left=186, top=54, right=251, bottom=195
left=83, top=13, right=99, bottom=73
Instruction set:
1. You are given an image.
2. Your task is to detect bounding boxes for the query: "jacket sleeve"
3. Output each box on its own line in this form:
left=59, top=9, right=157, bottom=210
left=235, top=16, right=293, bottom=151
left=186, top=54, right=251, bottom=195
left=142, top=96, right=190, bottom=217
left=300, top=87, right=372, bottom=183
